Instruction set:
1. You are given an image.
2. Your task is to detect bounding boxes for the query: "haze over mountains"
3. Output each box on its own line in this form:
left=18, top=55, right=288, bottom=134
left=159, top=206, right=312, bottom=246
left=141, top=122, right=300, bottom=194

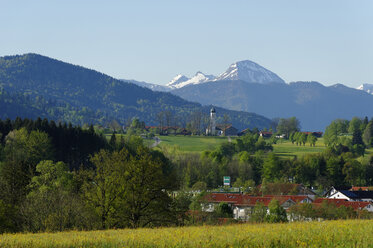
left=1, top=53, right=372, bottom=131
left=0, top=54, right=271, bottom=130
left=130, top=60, right=373, bottom=131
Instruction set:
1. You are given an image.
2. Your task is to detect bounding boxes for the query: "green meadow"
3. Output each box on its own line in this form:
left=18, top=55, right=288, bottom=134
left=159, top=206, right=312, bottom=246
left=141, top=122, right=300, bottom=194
left=158, top=135, right=231, bottom=152
left=105, top=134, right=372, bottom=159
left=272, top=138, right=327, bottom=158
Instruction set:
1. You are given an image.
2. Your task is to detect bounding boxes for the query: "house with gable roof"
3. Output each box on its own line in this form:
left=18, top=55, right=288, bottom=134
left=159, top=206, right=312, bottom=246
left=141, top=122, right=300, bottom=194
left=325, top=186, right=373, bottom=202
left=202, top=193, right=242, bottom=212
left=202, top=193, right=314, bottom=221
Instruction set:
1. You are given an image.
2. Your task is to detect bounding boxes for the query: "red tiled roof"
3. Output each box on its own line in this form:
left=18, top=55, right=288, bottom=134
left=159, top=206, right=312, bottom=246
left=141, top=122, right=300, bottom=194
left=264, top=195, right=310, bottom=203
left=260, top=131, right=273, bottom=135
left=313, top=198, right=371, bottom=211
left=313, top=198, right=347, bottom=204
left=235, top=196, right=273, bottom=207
left=235, top=195, right=294, bottom=207
left=204, top=193, right=243, bottom=204
left=205, top=193, right=310, bottom=207
left=350, top=186, right=373, bottom=191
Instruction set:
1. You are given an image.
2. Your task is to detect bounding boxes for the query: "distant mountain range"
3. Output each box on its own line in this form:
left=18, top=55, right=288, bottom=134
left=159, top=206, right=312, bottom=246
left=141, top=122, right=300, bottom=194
left=2, top=53, right=371, bottom=131
left=127, top=60, right=373, bottom=131
left=0, top=54, right=272, bottom=130
left=129, top=60, right=284, bottom=90
left=167, top=72, right=216, bottom=89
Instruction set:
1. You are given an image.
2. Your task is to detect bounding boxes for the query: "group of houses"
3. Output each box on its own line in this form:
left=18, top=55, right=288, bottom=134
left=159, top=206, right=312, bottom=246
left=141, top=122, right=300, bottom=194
left=123, top=108, right=323, bottom=137
left=201, top=184, right=373, bottom=221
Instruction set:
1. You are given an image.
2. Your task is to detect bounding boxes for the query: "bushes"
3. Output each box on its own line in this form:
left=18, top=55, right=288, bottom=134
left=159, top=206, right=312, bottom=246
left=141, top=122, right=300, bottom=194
left=289, top=201, right=364, bottom=221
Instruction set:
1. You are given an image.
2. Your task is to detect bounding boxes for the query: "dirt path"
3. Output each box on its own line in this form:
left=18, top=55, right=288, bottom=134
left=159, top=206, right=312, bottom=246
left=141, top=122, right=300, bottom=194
left=150, top=136, right=161, bottom=148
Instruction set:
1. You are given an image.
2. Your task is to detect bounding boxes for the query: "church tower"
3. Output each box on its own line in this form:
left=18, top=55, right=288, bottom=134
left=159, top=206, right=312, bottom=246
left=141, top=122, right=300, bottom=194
left=210, top=107, right=216, bottom=135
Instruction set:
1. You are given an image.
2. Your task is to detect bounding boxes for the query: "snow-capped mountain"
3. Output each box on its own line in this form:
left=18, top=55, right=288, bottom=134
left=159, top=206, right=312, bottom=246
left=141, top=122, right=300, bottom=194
left=167, top=71, right=215, bottom=89
left=214, top=60, right=285, bottom=84
left=357, top=84, right=373, bottom=95
left=166, top=74, right=189, bottom=87
left=126, top=59, right=285, bottom=91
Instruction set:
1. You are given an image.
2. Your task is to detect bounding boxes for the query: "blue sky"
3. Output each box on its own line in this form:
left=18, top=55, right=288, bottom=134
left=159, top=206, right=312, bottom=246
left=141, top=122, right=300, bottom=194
left=0, top=0, right=372, bottom=87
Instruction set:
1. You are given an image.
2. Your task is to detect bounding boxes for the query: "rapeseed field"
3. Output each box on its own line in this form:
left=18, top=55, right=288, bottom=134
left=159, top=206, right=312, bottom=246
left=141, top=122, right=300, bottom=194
left=1, top=219, right=372, bottom=247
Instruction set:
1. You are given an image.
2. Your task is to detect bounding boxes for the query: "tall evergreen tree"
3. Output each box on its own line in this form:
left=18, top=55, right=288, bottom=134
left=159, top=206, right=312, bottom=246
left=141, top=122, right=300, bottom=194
left=363, top=120, right=373, bottom=146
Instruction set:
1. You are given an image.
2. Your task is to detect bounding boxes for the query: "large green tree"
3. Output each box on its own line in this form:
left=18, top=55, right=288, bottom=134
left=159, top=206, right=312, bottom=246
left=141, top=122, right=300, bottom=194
left=117, top=148, right=176, bottom=228
left=82, top=149, right=128, bottom=229
left=83, top=147, right=175, bottom=229
left=22, top=160, right=86, bottom=232
left=276, top=117, right=300, bottom=138
left=266, top=199, right=287, bottom=223
left=0, top=128, right=53, bottom=206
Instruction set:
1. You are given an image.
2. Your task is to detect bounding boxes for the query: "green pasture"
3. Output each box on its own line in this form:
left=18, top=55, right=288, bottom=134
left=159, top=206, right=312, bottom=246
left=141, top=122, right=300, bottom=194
left=273, top=138, right=327, bottom=159
left=157, top=135, right=231, bottom=152
left=157, top=135, right=327, bottom=157
left=104, top=134, right=372, bottom=159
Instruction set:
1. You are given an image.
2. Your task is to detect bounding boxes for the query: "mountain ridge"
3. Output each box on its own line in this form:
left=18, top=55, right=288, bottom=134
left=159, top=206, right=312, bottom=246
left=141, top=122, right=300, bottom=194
left=171, top=80, right=373, bottom=131
left=0, top=53, right=272, bottom=130
left=213, top=60, right=285, bottom=84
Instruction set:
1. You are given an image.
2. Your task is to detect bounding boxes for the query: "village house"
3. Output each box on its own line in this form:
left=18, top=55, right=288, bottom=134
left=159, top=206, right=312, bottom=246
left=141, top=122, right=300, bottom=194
left=202, top=193, right=243, bottom=212
left=232, top=195, right=313, bottom=220
left=313, top=198, right=373, bottom=212
left=324, top=186, right=373, bottom=202
left=216, top=124, right=238, bottom=136
left=202, top=193, right=314, bottom=221
left=256, top=183, right=317, bottom=200
left=259, top=131, right=272, bottom=138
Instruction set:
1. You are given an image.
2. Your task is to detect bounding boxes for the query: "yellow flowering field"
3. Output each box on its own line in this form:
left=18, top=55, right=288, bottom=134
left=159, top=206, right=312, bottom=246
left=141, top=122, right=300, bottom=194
left=1, top=220, right=372, bottom=247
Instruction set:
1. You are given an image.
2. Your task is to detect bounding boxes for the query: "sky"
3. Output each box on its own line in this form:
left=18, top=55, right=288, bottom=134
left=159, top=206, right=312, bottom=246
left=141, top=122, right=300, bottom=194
left=0, top=0, right=372, bottom=87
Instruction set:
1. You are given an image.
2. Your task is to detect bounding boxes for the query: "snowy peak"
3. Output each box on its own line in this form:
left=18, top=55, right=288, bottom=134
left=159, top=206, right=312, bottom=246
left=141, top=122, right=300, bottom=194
left=357, top=84, right=373, bottom=95
left=166, top=72, right=215, bottom=89
left=166, top=74, right=189, bottom=87
left=214, top=60, right=285, bottom=84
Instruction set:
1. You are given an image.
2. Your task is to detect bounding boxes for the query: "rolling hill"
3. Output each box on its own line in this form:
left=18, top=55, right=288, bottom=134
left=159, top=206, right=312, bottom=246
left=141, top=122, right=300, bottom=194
left=0, top=54, right=271, bottom=130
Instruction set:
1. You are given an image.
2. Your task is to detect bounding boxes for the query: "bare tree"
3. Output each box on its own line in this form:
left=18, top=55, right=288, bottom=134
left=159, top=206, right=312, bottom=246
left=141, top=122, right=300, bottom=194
left=157, top=112, right=165, bottom=135
left=223, top=114, right=231, bottom=136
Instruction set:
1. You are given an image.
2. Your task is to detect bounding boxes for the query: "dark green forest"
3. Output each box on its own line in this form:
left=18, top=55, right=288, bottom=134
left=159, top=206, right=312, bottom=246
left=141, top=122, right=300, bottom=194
left=0, top=54, right=271, bottom=130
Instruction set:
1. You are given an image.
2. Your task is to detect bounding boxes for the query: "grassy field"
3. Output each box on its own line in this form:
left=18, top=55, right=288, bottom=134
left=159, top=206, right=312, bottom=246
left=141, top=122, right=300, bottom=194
left=105, top=134, right=373, bottom=159
left=157, top=135, right=327, bottom=157
left=1, top=220, right=372, bottom=247
left=273, top=138, right=327, bottom=159
left=158, top=135, right=231, bottom=152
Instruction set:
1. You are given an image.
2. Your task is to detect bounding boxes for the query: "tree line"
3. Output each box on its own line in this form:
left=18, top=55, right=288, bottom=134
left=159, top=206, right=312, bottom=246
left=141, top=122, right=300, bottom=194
left=0, top=117, right=184, bottom=233
left=1, top=116, right=373, bottom=233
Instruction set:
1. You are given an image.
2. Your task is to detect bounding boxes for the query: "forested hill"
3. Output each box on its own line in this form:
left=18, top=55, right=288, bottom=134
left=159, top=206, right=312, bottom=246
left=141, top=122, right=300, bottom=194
left=0, top=54, right=271, bottom=130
